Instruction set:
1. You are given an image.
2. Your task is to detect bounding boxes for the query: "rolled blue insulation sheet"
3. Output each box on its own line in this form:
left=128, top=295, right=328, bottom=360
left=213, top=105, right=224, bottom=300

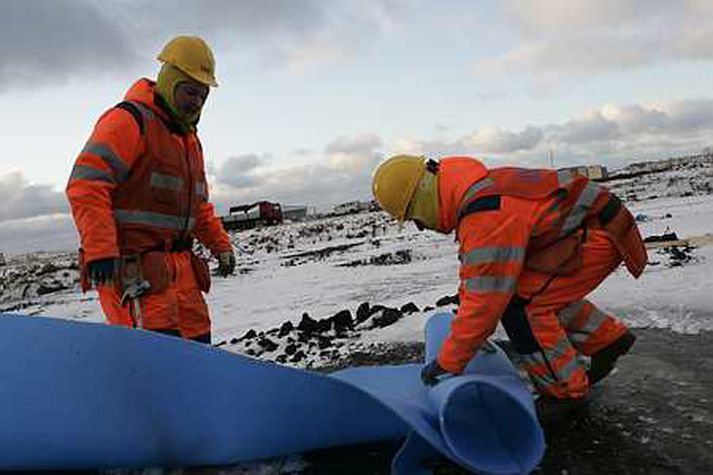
left=0, top=312, right=544, bottom=474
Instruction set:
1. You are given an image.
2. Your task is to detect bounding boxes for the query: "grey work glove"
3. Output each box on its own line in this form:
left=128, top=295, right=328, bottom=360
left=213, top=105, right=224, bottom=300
left=217, top=251, right=236, bottom=277
left=421, top=359, right=449, bottom=386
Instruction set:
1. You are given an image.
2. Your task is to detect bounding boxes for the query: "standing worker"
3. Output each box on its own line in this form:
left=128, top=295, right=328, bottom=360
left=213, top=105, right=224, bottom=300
left=371, top=155, right=646, bottom=417
left=66, top=36, right=235, bottom=344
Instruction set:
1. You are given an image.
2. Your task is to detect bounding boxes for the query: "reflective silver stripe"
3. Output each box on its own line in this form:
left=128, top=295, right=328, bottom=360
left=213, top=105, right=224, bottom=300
left=464, top=275, right=517, bottom=293
left=558, top=300, right=585, bottom=327
left=561, top=182, right=601, bottom=235
left=557, top=356, right=584, bottom=381
left=115, top=209, right=195, bottom=230
left=557, top=169, right=575, bottom=186
left=520, top=354, right=559, bottom=387
left=459, top=246, right=525, bottom=265
left=569, top=306, right=608, bottom=345
left=460, top=177, right=495, bottom=208
left=546, top=337, right=572, bottom=362
left=522, top=350, right=583, bottom=387
left=81, top=142, right=130, bottom=183
left=150, top=172, right=184, bottom=190
left=195, top=182, right=207, bottom=198
left=529, top=371, right=556, bottom=388
left=69, top=164, right=114, bottom=184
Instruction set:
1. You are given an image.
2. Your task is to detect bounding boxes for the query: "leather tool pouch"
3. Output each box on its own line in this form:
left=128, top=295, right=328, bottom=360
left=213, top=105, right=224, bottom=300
left=189, top=252, right=211, bottom=293
left=525, top=231, right=584, bottom=276
left=138, top=251, right=171, bottom=294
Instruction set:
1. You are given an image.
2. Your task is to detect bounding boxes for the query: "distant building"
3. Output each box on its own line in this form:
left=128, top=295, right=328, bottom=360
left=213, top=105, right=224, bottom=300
left=559, top=164, right=609, bottom=181
left=0, top=252, right=5, bottom=266
left=282, top=205, right=309, bottom=222
left=333, top=200, right=371, bottom=216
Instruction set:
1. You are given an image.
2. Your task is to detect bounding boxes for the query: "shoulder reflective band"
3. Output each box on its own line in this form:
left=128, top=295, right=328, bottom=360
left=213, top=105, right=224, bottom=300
left=81, top=142, right=130, bottom=184
left=69, top=164, right=115, bottom=184
left=561, top=182, right=601, bottom=235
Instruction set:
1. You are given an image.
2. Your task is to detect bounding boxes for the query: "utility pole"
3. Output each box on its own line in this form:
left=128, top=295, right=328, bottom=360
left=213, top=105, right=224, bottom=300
left=547, top=141, right=555, bottom=169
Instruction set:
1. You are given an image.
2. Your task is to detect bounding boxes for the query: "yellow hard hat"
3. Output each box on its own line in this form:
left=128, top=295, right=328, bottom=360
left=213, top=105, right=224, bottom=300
left=157, top=36, right=218, bottom=87
left=371, top=155, right=427, bottom=221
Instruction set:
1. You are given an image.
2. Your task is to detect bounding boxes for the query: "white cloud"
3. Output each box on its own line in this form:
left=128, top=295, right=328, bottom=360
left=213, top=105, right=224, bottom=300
left=481, top=0, right=713, bottom=78
left=0, top=214, right=77, bottom=255
left=211, top=133, right=384, bottom=211
left=0, top=0, right=135, bottom=91
left=388, top=98, right=713, bottom=169
left=0, top=171, right=67, bottom=221
left=217, top=154, right=265, bottom=188
left=460, top=126, right=542, bottom=153
left=0, top=0, right=404, bottom=91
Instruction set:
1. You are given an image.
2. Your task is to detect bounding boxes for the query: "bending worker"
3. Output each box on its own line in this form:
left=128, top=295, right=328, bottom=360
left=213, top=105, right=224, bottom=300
left=66, top=36, right=235, bottom=344
left=372, top=155, right=646, bottom=412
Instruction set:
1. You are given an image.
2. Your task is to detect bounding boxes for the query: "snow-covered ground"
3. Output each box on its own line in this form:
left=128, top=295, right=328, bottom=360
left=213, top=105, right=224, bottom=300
left=2, top=156, right=713, bottom=369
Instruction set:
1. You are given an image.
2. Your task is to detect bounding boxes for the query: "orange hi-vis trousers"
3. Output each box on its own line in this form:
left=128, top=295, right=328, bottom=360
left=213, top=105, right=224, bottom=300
left=502, top=229, right=630, bottom=399
left=97, top=251, right=211, bottom=341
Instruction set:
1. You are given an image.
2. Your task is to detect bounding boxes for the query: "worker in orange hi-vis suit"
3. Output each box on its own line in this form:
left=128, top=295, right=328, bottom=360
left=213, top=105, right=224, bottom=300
left=372, top=155, right=647, bottom=418
left=66, top=36, right=235, bottom=344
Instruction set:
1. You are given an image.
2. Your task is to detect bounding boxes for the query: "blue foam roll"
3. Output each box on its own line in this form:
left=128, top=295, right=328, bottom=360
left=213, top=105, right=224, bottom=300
left=0, top=312, right=544, bottom=473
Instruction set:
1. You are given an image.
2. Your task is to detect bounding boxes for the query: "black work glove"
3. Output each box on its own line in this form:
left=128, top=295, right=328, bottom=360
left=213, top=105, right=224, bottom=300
left=421, top=359, right=448, bottom=386
left=87, top=258, right=117, bottom=287
left=217, top=251, right=236, bottom=277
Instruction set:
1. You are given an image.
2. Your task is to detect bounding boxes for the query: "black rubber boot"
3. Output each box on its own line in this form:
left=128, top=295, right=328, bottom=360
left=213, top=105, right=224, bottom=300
left=588, top=330, right=636, bottom=385
left=535, top=396, right=591, bottom=426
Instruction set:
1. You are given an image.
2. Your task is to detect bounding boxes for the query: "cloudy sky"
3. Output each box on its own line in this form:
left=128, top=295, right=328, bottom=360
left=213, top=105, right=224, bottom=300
left=3, top=0, right=713, bottom=255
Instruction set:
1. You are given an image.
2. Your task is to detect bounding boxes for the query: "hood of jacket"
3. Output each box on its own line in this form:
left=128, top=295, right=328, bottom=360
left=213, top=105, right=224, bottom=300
left=437, top=156, right=489, bottom=233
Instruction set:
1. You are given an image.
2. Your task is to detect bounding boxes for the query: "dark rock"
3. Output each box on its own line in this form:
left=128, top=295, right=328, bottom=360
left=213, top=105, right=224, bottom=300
left=37, top=282, right=67, bottom=296
left=229, top=337, right=239, bottom=345
left=239, top=329, right=257, bottom=341
left=423, top=306, right=435, bottom=312
left=356, top=302, right=371, bottom=323
left=400, top=302, right=420, bottom=314
left=297, top=313, right=319, bottom=335
left=330, top=309, right=353, bottom=334
left=318, top=336, right=333, bottom=349
left=316, top=318, right=332, bottom=333
left=276, top=355, right=287, bottom=364
left=258, top=337, right=278, bottom=352
left=285, top=343, right=298, bottom=355
left=368, top=304, right=386, bottom=317
left=436, top=294, right=459, bottom=307
left=290, top=351, right=306, bottom=363
left=246, top=349, right=255, bottom=356
left=373, top=308, right=402, bottom=328
left=278, top=321, right=294, bottom=338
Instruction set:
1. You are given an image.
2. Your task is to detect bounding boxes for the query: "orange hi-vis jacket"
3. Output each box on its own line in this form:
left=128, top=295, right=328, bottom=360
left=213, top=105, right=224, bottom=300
left=66, top=78, right=231, bottom=266
left=436, top=157, right=646, bottom=373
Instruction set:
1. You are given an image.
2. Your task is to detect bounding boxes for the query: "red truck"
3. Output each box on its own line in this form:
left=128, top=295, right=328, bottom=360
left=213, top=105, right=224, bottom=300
left=221, top=201, right=283, bottom=231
